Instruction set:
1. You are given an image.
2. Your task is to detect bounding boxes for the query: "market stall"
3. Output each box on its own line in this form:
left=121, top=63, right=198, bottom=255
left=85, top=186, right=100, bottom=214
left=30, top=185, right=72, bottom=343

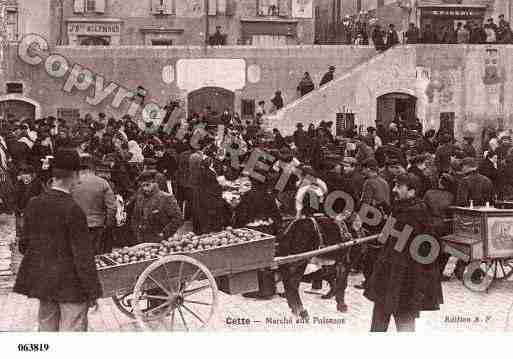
left=442, top=205, right=513, bottom=292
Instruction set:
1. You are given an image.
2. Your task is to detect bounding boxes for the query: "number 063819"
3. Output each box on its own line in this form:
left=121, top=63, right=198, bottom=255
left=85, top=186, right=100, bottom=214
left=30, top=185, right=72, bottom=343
left=18, top=344, right=50, bottom=352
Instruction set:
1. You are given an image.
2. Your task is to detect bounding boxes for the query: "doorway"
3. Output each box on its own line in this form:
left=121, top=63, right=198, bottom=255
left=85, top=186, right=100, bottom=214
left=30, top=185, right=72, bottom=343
left=187, top=87, right=235, bottom=118
left=0, top=100, right=36, bottom=122
left=376, top=93, right=417, bottom=130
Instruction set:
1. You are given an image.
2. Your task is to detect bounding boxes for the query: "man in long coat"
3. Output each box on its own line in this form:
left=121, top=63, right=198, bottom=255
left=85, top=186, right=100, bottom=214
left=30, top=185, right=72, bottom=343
left=14, top=149, right=102, bottom=331
left=364, top=173, right=443, bottom=331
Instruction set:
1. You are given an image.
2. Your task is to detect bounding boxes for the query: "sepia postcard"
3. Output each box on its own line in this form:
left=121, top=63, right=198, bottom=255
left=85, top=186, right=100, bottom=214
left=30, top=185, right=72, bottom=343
left=1, top=1, right=513, bottom=356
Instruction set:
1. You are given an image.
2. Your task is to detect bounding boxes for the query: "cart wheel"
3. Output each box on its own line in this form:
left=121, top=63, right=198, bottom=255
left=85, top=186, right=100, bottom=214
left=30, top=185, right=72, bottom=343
left=112, top=289, right=177, bottom=320
left=112, top=292, right=136, bottom=319
left=462, top=260, right=494, bottom=292
left=132, top=255, right=218, bottom=331
left=491, top=258, right=513, bottom=280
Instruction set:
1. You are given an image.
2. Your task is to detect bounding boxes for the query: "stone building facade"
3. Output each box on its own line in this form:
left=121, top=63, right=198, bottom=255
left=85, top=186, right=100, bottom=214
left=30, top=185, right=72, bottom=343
left=54, top=0, right=316, bottom=46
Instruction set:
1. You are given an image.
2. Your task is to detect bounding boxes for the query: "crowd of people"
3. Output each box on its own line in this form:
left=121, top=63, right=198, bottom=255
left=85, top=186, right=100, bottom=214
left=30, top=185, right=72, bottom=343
left=321, top=13, right=513, bottom=48
left=3, top=103, right=513, bottom=332
left=405, top=16, right=513, bottom=45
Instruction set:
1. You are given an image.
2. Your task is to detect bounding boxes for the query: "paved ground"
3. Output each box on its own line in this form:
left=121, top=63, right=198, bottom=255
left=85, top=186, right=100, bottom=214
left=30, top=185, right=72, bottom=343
left=2, top=219, right=513, bottom=333
left=2, top=267, right=513, bottom=333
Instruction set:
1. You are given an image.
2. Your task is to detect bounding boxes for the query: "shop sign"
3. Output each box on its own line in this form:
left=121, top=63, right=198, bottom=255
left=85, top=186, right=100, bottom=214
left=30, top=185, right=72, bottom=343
left=68, top=22, right=121, bottom=35
left=422, top=8, right=484, bottom=17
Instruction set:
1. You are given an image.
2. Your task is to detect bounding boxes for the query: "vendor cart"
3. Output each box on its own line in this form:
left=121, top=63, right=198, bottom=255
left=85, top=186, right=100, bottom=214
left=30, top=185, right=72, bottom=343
left=441, top=206, right=513, bottom=292
left=96, top=227, right=378, bottom=331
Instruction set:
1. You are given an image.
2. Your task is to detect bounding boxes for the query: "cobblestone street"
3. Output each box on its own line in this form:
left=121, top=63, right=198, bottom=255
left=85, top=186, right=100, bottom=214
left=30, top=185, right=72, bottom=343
left=1, top=210, right=513, bottom=333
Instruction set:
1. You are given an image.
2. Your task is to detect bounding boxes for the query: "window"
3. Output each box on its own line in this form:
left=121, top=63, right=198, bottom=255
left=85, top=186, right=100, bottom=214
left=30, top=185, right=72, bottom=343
left=5, top=8, right=18, bottom=41
left=377, top=0, right=384, bottom=7
left=86, top=0, right=96, bottom=12
left=57, top=108, right=80, bottom=124
left=440, top=112, right=455, bottom=139
left=257, top=0, right=279, bottom=16
left=356, top=0, right=362, bottom=12
left=152, top=39, right=173, bottom=46
left=241, top=99, right=255, bottom=118
left=74, top=0, right=105, bottom=13
left=78, top=36, right=110, bottom=45
left=6, top=83, right=23, bottom=94
left=152, top=0, right=175, bottom=15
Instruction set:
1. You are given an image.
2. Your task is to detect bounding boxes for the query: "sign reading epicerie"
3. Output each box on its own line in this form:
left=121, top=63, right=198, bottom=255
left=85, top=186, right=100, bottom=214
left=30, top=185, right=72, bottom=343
left=68, top=22, right=121, bottom=35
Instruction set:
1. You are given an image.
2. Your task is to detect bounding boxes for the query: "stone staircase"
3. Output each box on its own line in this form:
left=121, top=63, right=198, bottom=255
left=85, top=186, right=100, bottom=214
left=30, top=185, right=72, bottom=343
left=265, top=45, right=418, bottom=136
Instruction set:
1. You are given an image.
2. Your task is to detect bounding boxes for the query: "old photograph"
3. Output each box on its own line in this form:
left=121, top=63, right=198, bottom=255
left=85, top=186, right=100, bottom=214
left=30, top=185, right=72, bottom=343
left=1, top=0, right=513, bottom=345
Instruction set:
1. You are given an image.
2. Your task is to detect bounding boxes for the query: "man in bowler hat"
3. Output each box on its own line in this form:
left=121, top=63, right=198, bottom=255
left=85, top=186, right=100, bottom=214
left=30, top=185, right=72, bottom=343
left=14, top=149, right=102, bottom=331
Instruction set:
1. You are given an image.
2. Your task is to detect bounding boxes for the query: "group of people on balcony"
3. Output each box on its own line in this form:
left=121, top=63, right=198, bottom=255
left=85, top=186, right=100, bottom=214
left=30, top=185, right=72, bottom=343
left=404, top=15, right=513, bottom=45
left=320, top=13, right=513, bottom=47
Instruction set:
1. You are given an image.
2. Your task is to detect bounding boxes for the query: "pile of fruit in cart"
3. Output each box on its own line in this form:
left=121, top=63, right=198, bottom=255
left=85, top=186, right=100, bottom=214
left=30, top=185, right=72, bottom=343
left=95, top=228, right=270, bottom=268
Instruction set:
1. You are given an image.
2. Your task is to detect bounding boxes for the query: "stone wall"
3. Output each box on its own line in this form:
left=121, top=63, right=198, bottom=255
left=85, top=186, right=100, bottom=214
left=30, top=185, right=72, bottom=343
left=2, top=43, right=377, bottom=120
left=268, top=44, right=513, bottom=141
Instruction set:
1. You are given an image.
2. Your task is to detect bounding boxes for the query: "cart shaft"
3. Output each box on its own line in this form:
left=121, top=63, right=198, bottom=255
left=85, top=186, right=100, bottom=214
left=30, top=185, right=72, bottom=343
left=273, top=234, right=379, bottom=267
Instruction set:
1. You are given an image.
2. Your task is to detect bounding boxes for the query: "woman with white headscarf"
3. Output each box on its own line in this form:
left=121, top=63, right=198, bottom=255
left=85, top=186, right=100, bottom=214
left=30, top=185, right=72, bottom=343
left=127, top=140, right=144, bottom=164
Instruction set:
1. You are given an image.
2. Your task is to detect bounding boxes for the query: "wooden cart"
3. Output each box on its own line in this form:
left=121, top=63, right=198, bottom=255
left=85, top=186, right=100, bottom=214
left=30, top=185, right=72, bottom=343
left=96, top=228, right=378, bottom=331
left=441, top=206, right=513, bottom=292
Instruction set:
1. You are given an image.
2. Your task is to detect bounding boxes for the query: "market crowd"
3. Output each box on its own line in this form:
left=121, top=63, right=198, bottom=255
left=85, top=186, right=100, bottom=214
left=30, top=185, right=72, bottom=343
left=2, top=102, right=513, bottom=332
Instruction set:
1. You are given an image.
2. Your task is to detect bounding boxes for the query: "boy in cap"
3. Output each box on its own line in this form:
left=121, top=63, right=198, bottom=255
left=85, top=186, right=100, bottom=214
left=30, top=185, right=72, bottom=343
left=131, top=170, right=183, bottom=244
left=14, top=149, right=102, bottom=331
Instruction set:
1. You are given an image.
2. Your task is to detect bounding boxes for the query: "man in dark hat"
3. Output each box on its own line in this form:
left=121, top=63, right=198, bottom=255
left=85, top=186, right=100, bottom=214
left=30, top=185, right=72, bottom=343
left=380, top=157, right=404, bottom=187
left=435, top=134, right=454, bottom=174
left=131, top=170, right=183, bottom=244
left=355, top=158, right=391, bottom=290
left=408, top=154, right=432, bottom=198
left=385, top=23, right=399, bottom=49
left=462, top=136, right=477, bottom=158
left=293, top=122, right=309, bottom=161
left=14, top=149, right=102, bottom=331
left=364, top=173, right=443, bottom=332
left=319, top=65, right=336, bottom=87
left=71, top=154, right=117, bottom=254
left=456, top=157, right=494, bottom=207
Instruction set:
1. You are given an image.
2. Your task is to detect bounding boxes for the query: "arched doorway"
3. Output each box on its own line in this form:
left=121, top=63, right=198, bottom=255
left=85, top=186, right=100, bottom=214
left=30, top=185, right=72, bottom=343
left=187, top=87, right=234, bottom=118
left=376, top=93, right=417, bottom=130
left=0, top=99, right=36, bottom=122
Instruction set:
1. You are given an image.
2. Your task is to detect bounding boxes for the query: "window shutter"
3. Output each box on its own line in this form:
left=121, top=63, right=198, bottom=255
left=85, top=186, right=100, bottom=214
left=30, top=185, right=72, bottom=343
left=95, top=0, right=106, bottom=13
left=208, top=0, right=217, bottom=15
left=74, top=0, right=85, bottom=13
left=164, top=0, right=175, bottom=14
left=218, top=0, right=226, bottom=14
left=226, top=0, right=236, bottom=16
left=279, top=0, right=289, bottom=16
